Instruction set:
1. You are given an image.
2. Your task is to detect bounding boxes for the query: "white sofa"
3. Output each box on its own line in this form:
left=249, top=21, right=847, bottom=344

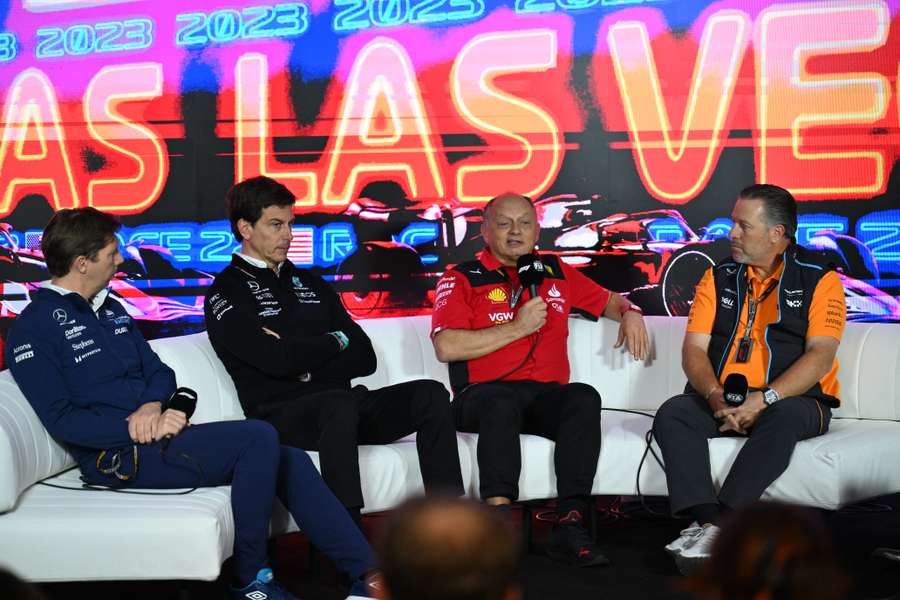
left=1, top=316, right=899, bottom=582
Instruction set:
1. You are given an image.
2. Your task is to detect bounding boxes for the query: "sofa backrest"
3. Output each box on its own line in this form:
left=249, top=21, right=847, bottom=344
left=1, top=314, right=897, bottom=514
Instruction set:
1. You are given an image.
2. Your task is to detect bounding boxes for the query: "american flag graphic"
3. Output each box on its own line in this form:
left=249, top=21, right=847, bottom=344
left=288, top=227, right=315, bottom=265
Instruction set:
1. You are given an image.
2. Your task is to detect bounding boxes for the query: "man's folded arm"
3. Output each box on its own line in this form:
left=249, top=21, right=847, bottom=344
left=205, top=290, right=342, bottom=378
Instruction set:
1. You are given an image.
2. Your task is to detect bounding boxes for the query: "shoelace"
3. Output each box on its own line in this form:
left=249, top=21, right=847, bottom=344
left=680, top=526, right=708, bottom=550
left=691, top=527, right=719, bottom=553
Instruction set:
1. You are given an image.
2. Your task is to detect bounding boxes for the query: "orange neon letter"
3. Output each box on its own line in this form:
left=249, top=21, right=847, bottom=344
left=235, top=53, right=317, bottom=207
left=756, top=1, right=890, bottom=199
left=85, top=63, right=167, bottom=214
left=0, top=68, right=79, bottom=216
left=321, top=38, right=445, bottom=206
left=451, top=30, right=562, bottom=204
left=607, top=12, right=749, bottom=204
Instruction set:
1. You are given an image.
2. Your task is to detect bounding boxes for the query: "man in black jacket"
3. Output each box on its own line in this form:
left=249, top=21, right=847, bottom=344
left=205, top=176, right=464, bottom=520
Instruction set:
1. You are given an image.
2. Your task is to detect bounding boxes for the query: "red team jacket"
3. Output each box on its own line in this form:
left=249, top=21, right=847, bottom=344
left=431, top=249, right=611, bottom=393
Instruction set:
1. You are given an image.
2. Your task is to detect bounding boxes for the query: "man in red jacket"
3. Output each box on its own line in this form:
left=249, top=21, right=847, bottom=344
left=431, top=193, right=649, bottom=566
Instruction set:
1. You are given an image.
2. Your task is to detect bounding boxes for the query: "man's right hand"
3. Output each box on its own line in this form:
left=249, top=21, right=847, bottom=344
left=514, top=297, right=547, bottom=336
left=707, top=388, right=728, bottom=414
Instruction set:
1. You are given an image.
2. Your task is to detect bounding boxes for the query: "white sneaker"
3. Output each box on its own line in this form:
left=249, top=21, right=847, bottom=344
left=675, top=524, right=720, bottom=575
left=664, top=521, right=703, bottom=557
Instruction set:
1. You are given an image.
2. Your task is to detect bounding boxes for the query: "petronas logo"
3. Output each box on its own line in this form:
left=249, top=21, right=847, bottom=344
left=487, top=288, right=508, bottom=303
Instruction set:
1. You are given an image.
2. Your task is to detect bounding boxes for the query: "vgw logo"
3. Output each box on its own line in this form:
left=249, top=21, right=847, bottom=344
left=489, top=312, right=514, bottom=323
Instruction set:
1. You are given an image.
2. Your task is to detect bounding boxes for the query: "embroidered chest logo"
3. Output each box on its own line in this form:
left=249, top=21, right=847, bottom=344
left=720, top=296, right=735, bottom=309
left=52, top=308, right=68, bottom=323
left=487, top=288, right=508, bottom=303
left=247, top=280, right=260, bottom=292
left=546, top=283, right=565, bottom=313
left=785, top=289, right=804, bottom=309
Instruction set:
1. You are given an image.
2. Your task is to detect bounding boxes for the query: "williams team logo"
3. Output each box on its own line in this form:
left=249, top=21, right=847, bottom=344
left=487, top=288, right=508, bottom=303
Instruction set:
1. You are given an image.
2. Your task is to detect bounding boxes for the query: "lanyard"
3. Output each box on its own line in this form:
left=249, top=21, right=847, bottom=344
left=741, top=279, right=778, bottom=341
left=494, top=267, right=525, bottom=309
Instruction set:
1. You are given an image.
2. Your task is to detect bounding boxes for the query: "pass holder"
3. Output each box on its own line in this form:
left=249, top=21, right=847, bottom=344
left=733, top=279, right=777, bottom=364
left=509, top=286, right=524, bottom=310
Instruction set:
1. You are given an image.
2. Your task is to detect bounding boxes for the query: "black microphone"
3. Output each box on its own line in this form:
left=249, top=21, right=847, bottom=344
left=723, top=374, right=748, bottom=407
left=516, top=253, right=546, bottom=300
left=161, top=387, right=197, bottom=452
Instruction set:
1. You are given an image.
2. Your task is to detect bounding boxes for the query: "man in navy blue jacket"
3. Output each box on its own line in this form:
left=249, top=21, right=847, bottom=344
left=6, top=208, right=374, bottom=600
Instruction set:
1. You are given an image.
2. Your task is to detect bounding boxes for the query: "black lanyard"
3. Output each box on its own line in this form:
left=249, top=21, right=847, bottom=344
left=741, top=279, right=778, bottom=342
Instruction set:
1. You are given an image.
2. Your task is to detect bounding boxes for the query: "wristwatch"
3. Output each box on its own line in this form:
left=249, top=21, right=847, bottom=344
left=762, top=387, right=780, bottom=406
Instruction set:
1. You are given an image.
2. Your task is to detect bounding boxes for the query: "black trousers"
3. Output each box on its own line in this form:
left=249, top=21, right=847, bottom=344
left=264, top=379, right=465, bottom=509
left=652, top=393, right=832, bottom=517
left=453, top=380, right=603, bottom=501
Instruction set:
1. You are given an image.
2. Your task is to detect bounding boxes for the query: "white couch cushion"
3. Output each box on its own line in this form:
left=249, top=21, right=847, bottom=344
left=0, top=468, right=234, bottom=582
left=0, top=371, right=74, bottom=513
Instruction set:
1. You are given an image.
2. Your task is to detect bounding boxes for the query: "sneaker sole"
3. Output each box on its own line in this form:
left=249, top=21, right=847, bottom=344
left=673, top=552, right=708, bottom=576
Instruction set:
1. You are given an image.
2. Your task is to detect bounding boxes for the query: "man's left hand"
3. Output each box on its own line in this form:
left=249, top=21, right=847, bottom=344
left=715, top=391, right=766, bottom=433
left=615, top=311, right=649, bottom=361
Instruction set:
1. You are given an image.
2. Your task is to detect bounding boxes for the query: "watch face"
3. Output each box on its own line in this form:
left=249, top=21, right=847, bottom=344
left=764, top=390, right=778, bottom=405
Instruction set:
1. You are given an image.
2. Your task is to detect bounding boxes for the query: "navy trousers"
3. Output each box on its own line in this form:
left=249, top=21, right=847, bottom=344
left=84, top=419, right=372, bottom=586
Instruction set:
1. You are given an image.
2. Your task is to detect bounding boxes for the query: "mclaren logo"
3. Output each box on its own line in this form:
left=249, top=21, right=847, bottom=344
left=487, top=288, right=508, bottom=303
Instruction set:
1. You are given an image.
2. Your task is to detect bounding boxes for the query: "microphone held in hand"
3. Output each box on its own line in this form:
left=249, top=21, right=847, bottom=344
left=161, top=387, right=198, bottom=452
left=723, top=373, right=748, bottom=407
left=516, top=253, right=546, bottom=300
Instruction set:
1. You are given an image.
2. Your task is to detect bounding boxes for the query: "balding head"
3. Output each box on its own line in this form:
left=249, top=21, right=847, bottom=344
left=480, top=193, right=539, bottom=267
left=376, top=497, right=521, bottom=600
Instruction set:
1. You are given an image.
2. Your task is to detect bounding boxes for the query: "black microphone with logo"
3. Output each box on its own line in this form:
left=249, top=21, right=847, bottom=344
left=723, top=373, right=748, bottom=407
left=161, top=387, right=197, bottom=452
left=516, top=253, right=546, bottom=300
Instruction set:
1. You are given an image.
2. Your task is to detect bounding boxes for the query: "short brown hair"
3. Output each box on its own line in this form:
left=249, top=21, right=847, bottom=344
left=377, top=496, right=521, bottom=600
left=226, top=176, right=295, bottom=241
left=41, top=208, right=121, bottom=278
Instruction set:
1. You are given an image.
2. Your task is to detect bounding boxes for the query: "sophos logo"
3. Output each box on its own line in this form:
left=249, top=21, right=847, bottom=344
left=71, top=339, right=95, bottom=351
left=489, top=312, right=514, bottom=323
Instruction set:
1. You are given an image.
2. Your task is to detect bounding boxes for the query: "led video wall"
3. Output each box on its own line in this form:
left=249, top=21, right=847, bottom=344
left=0, top=0, right=898, bottom=356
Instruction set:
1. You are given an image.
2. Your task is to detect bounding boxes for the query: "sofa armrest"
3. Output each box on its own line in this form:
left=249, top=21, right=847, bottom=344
left=0, top=370, right=74, bottom=513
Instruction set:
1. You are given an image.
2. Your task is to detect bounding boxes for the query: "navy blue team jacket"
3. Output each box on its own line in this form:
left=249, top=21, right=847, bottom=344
left=5, top=287, right=176, bottom=472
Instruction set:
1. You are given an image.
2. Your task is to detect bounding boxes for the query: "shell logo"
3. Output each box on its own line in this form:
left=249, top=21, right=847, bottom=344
left=487, top=288, right=508, bottom=303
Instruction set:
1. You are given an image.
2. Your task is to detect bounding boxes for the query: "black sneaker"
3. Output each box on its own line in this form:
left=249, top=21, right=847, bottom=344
left=546, top=510, right=611, bottom=567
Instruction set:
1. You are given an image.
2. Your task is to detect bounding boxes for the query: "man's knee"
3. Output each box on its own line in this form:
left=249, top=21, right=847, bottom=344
left=752, top=398, right=818, bottom=436
left=653, top=394, right=707, bottom=437
left=411, top=380, right=452, bottom=419
left=321, top=392, right=360, bottom=425
left=238, top=419, right=280, bottom=455
left=473, top=386, right=522, bottom=425
left=560, top=383, right=602, bottom=419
